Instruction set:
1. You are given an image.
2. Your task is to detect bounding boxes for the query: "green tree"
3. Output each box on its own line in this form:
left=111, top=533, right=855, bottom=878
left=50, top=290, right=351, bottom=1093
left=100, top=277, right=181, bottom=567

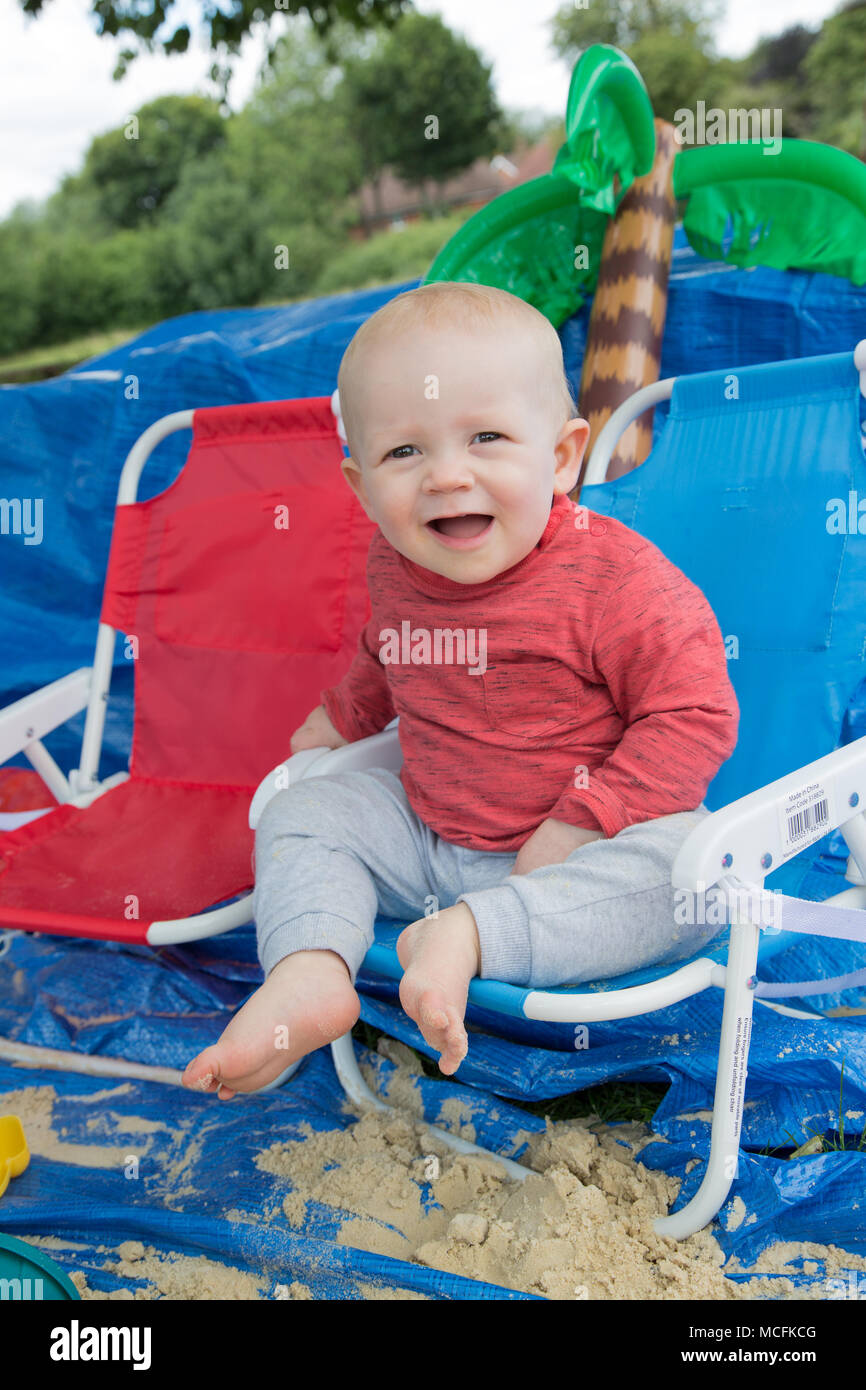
left=748, top=24, right=817, bottom=83
left=52, top=95, right=227, bottom=232
left=729, top=25, right=819, bottom=137
left=158, top=23, right=367, bottom=303
left=232, top=21, right=365, bottom=232
left=550, top=0, right=731, bottom=122
left=158, top=143, right=344, bottom=309
left=0, top=207, right=44, bottom=354
left=551, top=0, right=722, bottom=51
left=803, top=1, right=866, bottom=156
left=340, top=12, right=505, bottom=221
left=157, top=155, right=274, bottom=310
left=15, top=0, right=411, bottom=94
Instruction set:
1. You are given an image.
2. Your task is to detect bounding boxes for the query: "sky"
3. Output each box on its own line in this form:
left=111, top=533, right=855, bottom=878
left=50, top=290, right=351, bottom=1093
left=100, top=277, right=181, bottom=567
left=0, top=0, right=845, bottom=221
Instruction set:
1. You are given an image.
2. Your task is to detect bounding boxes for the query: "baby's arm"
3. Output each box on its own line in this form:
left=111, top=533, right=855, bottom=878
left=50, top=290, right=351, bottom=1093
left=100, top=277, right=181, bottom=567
left=290, top=704, right=348, bottom=753
left=513, top=817, right=604, bottom=875
left=551, top=551, right=739, bottom=838
left=312, top=613, right=397, bottom=746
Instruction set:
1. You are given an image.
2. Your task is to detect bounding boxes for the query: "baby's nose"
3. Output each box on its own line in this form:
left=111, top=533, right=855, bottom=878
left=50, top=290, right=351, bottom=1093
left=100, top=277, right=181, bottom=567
left=424, top=452, right=474, bottom=489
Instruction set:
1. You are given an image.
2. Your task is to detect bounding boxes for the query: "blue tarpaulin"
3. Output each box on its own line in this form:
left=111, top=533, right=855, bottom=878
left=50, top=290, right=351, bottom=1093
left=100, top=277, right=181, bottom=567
left=1, top=228, right=865, bottom=1299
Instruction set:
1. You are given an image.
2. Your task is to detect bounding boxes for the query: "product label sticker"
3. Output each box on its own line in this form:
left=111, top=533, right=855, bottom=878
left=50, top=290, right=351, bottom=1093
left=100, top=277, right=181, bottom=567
left=778, top=779, right=834, bottom=861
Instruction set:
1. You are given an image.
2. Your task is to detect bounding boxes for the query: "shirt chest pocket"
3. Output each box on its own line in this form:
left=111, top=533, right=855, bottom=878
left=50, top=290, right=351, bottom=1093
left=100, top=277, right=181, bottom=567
left=482, top=659, right=578, bottom=739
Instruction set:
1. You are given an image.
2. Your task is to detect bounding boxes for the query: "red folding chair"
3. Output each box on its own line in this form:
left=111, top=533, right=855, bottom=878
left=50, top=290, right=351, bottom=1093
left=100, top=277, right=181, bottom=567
left=0, top=397, right=376, bottom=946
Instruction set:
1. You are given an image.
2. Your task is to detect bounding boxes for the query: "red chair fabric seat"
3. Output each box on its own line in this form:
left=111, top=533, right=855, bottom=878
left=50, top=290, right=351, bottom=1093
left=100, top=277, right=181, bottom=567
left=0, top=779, right=253, bottom=940
left=0, top=396, right=376, bottom=942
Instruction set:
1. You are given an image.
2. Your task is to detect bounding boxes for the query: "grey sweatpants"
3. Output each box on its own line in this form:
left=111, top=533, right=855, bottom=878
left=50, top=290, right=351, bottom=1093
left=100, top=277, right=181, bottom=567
left=252, top=767, right=725, bottom=989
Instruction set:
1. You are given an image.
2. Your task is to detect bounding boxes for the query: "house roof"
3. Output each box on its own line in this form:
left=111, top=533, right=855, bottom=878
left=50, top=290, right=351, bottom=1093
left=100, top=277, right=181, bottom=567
left=356, top=136, right=558, bottom=222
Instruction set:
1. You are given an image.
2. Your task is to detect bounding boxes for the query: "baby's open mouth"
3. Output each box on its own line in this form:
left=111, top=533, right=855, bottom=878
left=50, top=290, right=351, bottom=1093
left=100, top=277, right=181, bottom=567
left=426, top=513, right=493, bottom=539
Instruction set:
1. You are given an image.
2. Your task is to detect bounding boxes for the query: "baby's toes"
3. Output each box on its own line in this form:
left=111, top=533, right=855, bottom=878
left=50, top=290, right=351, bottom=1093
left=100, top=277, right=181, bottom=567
left=432, top=1006, right=468, bottom=1076
left=417, top=995, right=463, bottom=1067
left=183, top=1040, right=272, bottom=1098
left=182, top=1047, right=223, bottom=1093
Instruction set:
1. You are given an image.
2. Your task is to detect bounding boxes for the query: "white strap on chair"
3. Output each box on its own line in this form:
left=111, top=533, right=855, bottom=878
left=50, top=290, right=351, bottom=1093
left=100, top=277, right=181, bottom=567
left=721, top=874, right=866, bottom=999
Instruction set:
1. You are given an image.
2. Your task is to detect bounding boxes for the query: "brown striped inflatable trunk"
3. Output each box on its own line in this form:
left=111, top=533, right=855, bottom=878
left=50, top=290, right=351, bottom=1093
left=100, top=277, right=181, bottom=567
left=574, top=119, right=678, bottom=493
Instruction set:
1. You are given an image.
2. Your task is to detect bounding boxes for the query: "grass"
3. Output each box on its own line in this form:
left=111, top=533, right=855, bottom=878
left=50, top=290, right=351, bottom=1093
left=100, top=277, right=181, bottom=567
left=351, top=1018, right=668, bottom=1128
left=0, top=325, right=154, bottom=382
left=353, top=1024, right=866, bottom=1144
left=778, top=1060, right=866, bottom=1156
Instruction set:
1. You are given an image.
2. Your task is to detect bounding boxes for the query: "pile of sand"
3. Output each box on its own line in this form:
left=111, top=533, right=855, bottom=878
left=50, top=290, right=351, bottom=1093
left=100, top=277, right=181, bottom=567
left=257, top=1103, right=744, bottom=1299
left=5, top=1046, right=866, bottom=1300
left=249, top=1041, right=865, bottom=1300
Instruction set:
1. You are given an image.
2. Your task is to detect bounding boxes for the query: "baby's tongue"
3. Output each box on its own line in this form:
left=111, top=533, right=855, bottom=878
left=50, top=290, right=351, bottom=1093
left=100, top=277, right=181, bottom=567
left=435, top=513, right=491, bottom=538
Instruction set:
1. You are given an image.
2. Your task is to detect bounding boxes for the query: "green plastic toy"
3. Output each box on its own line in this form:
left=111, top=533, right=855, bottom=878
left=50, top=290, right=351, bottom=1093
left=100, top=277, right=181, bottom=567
left=674, top=138, right=866, bottom=285
left=425, top=44, right=866, bottom=326
left=0, top=1233, right=81, bottom=1300
left=0, top=1115, right=80, bottom=1299
left=424, top=45, right=656, bottom=327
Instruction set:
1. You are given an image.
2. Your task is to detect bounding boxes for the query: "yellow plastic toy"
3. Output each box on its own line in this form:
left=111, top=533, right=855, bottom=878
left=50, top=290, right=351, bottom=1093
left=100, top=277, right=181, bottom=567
left=0, top=1114, right=29, bottom=1197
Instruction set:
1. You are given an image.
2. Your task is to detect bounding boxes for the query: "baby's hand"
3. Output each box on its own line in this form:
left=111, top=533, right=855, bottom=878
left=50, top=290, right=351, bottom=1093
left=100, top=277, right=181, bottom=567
left=290, top=704, right=349, bottom=754
left=513, top=818, right=604, bottom=875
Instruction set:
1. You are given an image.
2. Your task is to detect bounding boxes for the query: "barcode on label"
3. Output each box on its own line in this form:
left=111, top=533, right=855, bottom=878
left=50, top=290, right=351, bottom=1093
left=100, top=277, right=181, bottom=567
left=786, top=798, right=829, bottom=844
left=778, top=781, right=835, bottom=861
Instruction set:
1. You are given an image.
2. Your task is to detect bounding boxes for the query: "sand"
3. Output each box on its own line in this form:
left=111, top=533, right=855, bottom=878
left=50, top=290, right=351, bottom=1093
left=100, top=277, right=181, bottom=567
left=257, top=1099, right=745, bottom=1299
left=250, top=1041, right=866, bottom=1300
left=20, top=1240, right=269, bottom=1301
left=4, top=1049, right=865, bottom=1300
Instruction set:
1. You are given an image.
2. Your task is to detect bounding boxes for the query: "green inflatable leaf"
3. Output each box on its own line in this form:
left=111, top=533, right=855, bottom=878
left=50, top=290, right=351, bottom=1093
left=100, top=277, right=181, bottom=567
left=674, top=140, right=866, bottom=286
left=424, top=45, right=655, bottom=327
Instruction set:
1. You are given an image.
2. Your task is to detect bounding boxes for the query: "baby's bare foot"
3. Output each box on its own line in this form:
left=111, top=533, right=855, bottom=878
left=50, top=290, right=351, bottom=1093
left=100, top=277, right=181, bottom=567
left=182, top=949, right=359, bottom=1098
left=396, top=903, right=480, bottom=1076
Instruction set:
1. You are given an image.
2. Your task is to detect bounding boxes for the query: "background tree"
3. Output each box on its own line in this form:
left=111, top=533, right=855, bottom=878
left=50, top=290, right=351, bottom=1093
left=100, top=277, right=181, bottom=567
left=233, top=20, right=366, bottom=225
left=803, top=1, right=866, bottom=156
left=732, top=25, right=819, bottom=137
left=551, top=0, right=722, bottom=48
left=340, top=12, right=505, bottom=223
left=16, top=0, right=412, bottom=96
left=0, top=208, right=43, bottom=354
left=550, top=0, right=733, bottom=121
left=53, top=95, right=227, bottom=232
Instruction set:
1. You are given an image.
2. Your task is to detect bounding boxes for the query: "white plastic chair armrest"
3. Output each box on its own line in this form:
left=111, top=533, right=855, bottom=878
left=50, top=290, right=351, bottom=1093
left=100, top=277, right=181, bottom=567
left=248, top=720, right=403, bottom=830
left=673, top=733, right=866, bottom=894
left=0, top=668, right=92, bottom=766
left=249, top=747, right=333, bottom=829
left=583, top=378, right=675, bottom=485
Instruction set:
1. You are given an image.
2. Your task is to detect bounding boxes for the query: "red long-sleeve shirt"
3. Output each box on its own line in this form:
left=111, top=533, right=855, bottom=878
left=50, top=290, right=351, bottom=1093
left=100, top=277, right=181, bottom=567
left=320, top=493, right=739, bottom=851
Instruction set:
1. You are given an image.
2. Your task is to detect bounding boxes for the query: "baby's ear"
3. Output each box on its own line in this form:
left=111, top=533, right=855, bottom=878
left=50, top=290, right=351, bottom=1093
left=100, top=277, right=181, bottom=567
left=553, top=417, right=590, bottom=492
left=340, top=456, right=376, bottom=522
left=564, top=416, right=590, bottom=453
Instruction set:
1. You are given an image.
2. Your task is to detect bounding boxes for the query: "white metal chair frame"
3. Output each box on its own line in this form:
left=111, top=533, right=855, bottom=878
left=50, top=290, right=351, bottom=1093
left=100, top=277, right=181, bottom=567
left=2, top=347, right=866, bottom=1235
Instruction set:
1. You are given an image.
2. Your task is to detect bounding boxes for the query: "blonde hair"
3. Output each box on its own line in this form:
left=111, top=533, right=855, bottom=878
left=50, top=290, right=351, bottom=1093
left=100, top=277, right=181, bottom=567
left=337, top=281, right=576, bottom=456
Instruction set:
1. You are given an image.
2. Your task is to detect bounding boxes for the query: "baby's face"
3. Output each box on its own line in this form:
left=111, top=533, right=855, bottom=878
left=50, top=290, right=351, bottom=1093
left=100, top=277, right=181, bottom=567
left=341, top=323, right=589, bottom=584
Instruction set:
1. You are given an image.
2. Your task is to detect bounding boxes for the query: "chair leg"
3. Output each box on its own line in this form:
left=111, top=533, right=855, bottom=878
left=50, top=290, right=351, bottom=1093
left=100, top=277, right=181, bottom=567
left=329, top=1031, right=529, bottom=1182
left=654, top=918, right=761, bottom=1239
left=250, top=1059, right=303, bottom=1092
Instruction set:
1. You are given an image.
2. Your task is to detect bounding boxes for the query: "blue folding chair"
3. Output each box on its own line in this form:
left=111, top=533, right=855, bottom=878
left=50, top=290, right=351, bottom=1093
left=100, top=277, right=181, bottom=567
left=250, top=343, right=866, bottom=1235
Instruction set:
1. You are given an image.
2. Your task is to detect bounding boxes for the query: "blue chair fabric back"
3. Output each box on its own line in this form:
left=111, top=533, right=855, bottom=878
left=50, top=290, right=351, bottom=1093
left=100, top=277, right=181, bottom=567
left=581, top=351, right=866, bottom=897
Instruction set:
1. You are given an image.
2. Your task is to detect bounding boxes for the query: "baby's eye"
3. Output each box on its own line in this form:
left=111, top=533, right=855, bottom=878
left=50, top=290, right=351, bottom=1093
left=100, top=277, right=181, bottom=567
left=385, top=444, right=417, bottom=460
left=474, top=432, right=501, bottom=443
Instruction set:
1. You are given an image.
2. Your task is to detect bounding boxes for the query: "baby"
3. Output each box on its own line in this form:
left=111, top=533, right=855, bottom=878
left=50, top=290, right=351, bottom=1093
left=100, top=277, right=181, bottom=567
left=182, top=281, right=739, bottom=1098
